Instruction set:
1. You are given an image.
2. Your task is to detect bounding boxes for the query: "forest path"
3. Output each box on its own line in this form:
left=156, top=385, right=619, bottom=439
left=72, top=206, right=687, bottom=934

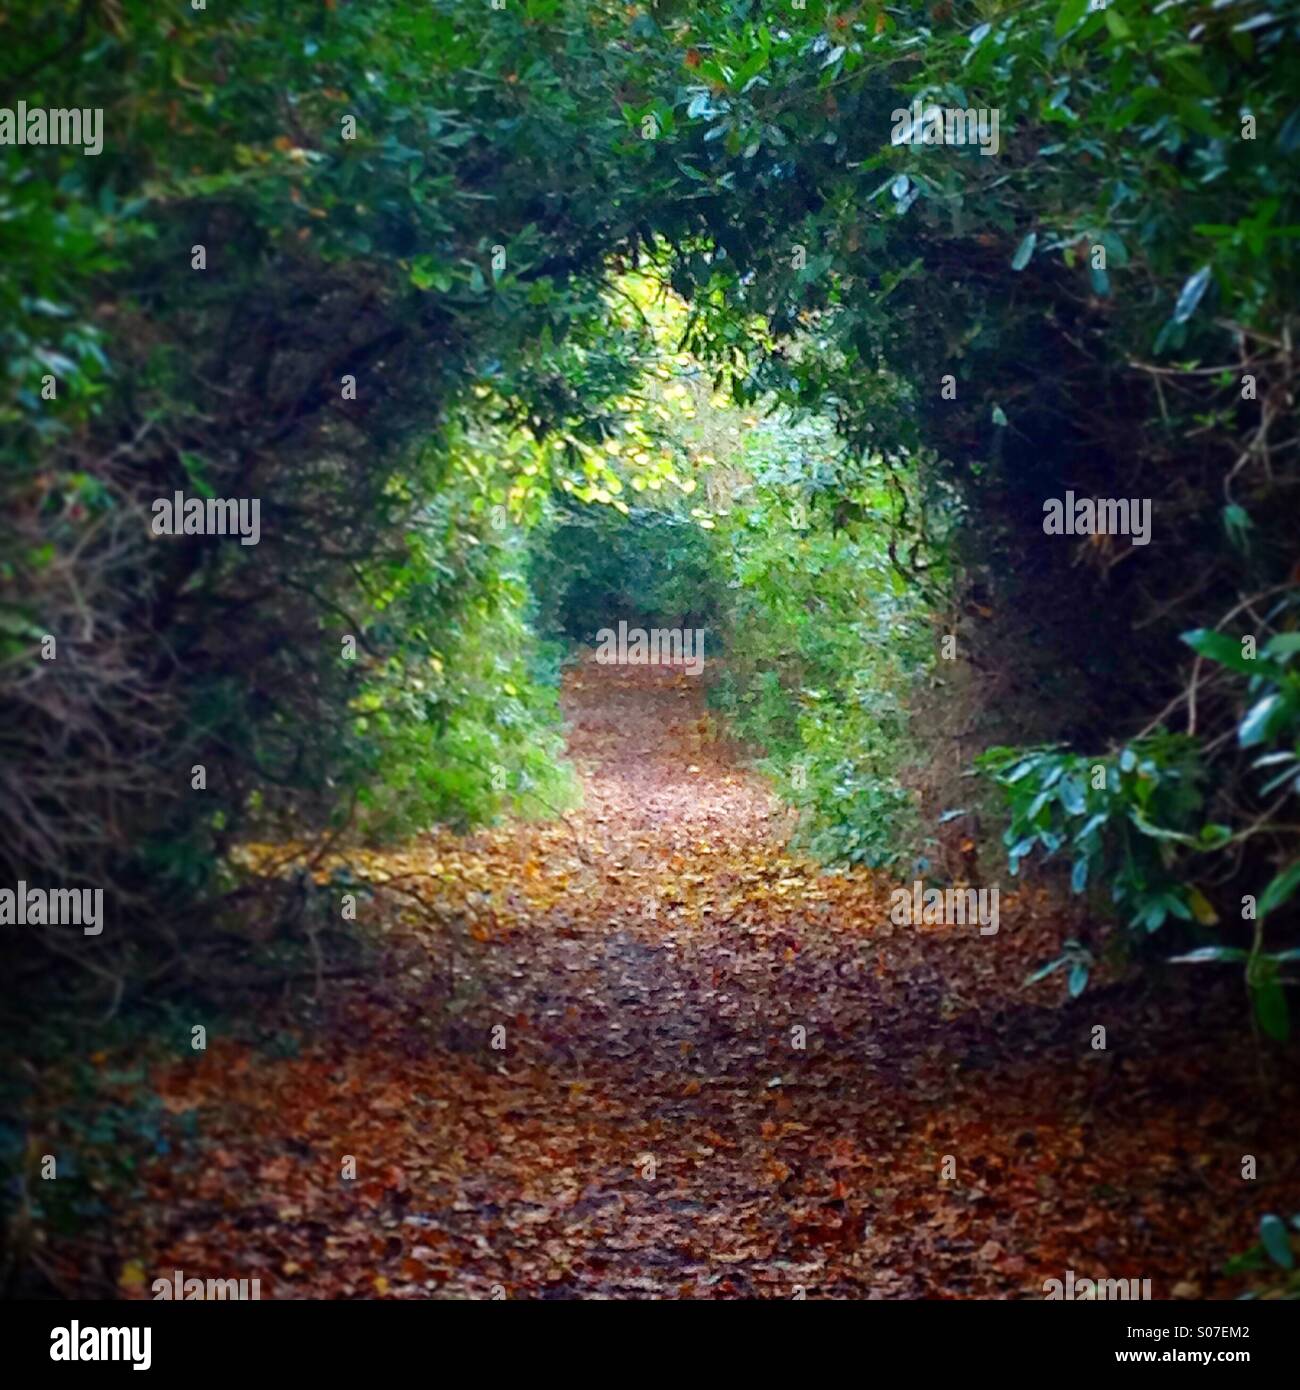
left=123, top=657, right=1292, bottom=1299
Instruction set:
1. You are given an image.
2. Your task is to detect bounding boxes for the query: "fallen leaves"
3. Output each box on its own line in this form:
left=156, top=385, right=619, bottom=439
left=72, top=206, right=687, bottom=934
left=70, top=656, right=1300, bottom=1300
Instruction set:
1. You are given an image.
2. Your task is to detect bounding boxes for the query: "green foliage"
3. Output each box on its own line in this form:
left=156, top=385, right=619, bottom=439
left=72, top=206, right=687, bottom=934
left=3, top=0, right=673, bottom=980
left=980, top=660, right=1300, bottom=1036
left=711, top=417, right=944, bottom=870
left=3, top=0, right=1297, bottom=1033
left=1183, top=625, right=1300, bottom=774
left=1226, top=1213, right=1300, bottom=1299
left=531, top=503, right=722, bottom=639
left=1025, top=938, right=1095, bottom=1000
left=977, top=734, right=1219, bottom=930
left=345, top=500, right=576, bottom=841
left=1161, top=620, right=1300, bottom=1040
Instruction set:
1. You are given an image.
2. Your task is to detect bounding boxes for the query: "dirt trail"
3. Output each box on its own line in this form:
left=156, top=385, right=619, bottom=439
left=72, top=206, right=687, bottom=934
left=119, top=657, right=1300, bottom=1299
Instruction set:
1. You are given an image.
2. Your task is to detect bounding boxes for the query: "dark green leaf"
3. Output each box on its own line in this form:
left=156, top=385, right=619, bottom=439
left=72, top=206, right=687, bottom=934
left=1011, top=232, right=1037, bottom=271
left=1260, top=1214, right=1294, bottom=1269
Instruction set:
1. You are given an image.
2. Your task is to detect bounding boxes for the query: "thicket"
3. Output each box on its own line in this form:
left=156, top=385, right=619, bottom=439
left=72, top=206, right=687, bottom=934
left=2, top=0, right=1297, bottom=1150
